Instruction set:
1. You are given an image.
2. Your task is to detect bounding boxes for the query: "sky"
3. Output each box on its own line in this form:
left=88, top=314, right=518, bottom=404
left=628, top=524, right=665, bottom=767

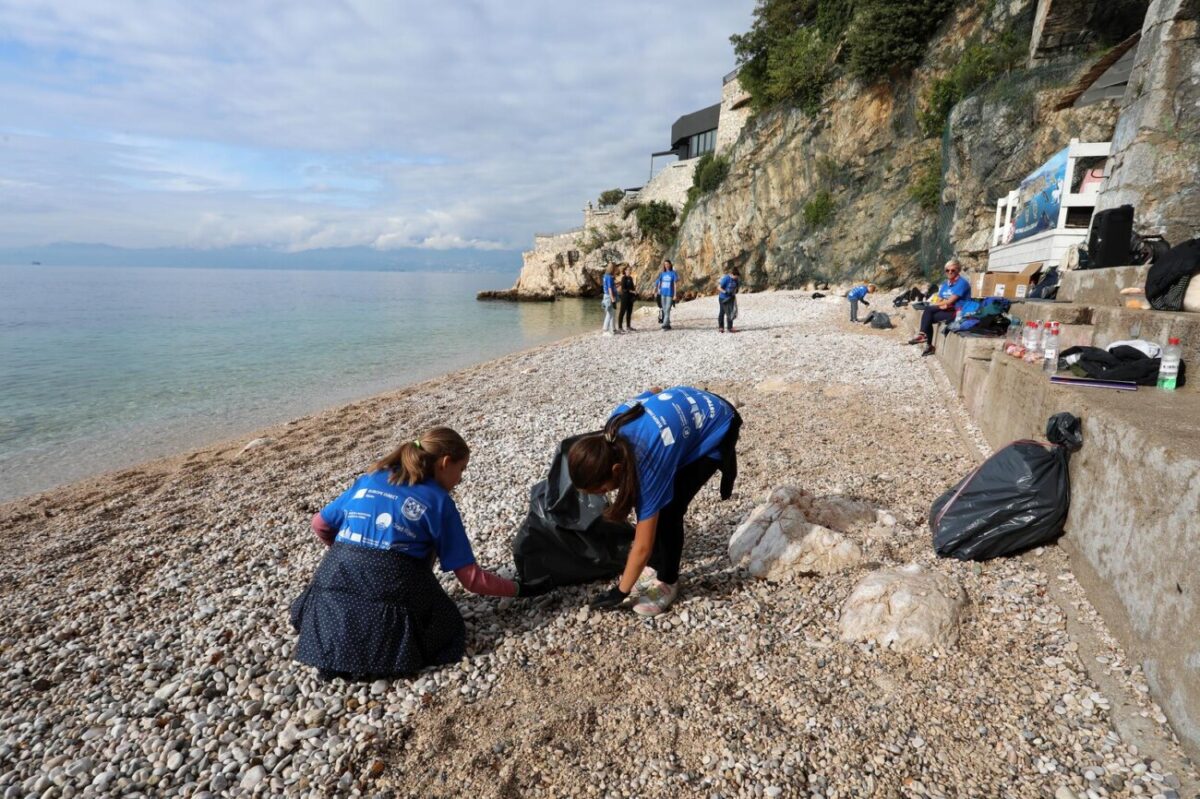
left=0, top=1, right=756, bottom=253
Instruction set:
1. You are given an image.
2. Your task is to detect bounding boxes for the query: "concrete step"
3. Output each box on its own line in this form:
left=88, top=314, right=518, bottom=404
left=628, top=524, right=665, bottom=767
left=1059, top=265, right=1150, bottom=305
left=927, top=332, right=1200, bottom=757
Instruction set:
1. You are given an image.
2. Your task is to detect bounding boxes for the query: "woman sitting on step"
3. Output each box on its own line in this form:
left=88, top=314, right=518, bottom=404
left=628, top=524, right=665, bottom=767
left=909, top=259, right=971, bottom=356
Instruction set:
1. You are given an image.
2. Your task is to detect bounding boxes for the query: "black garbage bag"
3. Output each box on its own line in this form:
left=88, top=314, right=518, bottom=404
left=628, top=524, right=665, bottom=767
left=931, top=413, right=1082, bottom=561
left=512, top=433, right=634, bottom=589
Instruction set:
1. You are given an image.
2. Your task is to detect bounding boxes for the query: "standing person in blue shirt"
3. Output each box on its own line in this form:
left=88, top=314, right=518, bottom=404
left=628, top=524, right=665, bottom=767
left=909, top=259, right=970, bottom=356
left=656, top=259, right=679, bottom=330
left=717, top=266, right=741, bottom=333
left=846, top=283, right=876, bottom=322
left=290, top=426, right=546, bottom=682
left=601, top=263, right=618, bottom=336
left=567, top=386, right=742, bottom=616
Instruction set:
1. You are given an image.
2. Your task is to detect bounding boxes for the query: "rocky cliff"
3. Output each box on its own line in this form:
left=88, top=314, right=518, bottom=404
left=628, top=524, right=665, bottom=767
left=499, top=0, right=1160, bottom=300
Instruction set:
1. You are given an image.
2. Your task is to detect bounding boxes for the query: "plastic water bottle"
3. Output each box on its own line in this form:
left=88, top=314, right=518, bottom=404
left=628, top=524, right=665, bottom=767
left=1158, top=337, right=1182, bottom=390
left=1024, top=322, right=1042, bottom=363
left=1043, top=322, right=1060, bottom=375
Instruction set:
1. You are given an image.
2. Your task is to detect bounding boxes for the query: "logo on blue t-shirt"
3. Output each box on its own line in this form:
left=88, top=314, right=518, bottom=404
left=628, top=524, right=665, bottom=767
left=401, top=497, right=426, bottom=521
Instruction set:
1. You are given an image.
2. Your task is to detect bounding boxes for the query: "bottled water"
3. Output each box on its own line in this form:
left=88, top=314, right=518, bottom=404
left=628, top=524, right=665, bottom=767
left=1158, top=337, right=1182, bottom=390
left=1043, top=322, right=1060, bottom=375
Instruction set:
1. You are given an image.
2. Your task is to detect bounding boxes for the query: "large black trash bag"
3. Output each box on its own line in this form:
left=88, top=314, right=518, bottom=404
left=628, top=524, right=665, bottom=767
left=512, top=433, right=634, bottom=589
left=931, top=413, right=1082, bottom=561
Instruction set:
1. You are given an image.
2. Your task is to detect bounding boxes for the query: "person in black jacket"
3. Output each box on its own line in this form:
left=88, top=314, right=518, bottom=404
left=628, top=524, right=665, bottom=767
left=617, top=264, right=637, bottom=331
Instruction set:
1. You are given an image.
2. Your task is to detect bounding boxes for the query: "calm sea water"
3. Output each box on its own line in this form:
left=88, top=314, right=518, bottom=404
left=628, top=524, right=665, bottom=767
left=0, top=264, right=603, bottom=502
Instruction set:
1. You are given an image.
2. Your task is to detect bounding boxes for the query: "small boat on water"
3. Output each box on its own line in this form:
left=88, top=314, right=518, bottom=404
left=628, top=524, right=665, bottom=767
left=31, top=261, right=41, bottom=265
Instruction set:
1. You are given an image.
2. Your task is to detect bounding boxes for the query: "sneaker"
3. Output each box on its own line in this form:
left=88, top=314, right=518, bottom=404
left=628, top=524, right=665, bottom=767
left=921, top=345, right=936, bottom=357
left=633, top=580, right=678, bottom=616
left=907, top=334, right=926, bottom=345
left=728, top=326, right=737, bottom=333
left=718, top=327, right=725, bottom=333
left=632, top=566, right=658, bottom=598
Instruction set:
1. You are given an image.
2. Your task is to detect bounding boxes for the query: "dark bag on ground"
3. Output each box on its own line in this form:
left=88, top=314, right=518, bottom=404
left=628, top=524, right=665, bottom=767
left=512, top=433, right=634, bottom=590
left=863, top=311, right=893, bottom=329
left=1146, top=238, right=1200, bottom=311
left=930, top=413, right=1082, bottom=561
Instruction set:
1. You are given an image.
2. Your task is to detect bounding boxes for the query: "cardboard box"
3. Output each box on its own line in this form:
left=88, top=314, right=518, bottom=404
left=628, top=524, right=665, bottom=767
left=981, top=262, right=1043, bottom=299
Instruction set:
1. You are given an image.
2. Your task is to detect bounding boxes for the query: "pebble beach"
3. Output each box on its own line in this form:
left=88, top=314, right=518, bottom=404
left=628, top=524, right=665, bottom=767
left=1, top=291, right=1195, bottom=798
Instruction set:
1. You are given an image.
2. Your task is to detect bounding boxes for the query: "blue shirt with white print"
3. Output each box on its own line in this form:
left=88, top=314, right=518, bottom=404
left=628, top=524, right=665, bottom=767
left=319, top=472, right=475, bottom=571
left=658, top=270, right=678, bottom=298
left=847, top=285, right=868, bottom=302
left=609, top=386, right=734, bottom=520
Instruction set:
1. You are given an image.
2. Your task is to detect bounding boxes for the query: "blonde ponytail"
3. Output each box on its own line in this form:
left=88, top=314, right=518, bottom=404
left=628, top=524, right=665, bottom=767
left=373, top=426, right=469, bottom=485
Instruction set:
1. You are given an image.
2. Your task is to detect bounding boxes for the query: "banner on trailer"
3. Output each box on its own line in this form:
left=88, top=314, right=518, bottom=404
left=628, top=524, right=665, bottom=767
left=1012, top=147, right=1068, bottom=243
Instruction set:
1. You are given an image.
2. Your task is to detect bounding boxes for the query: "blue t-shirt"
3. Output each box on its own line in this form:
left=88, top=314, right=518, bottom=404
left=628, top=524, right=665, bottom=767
left=610, top=386, right=735, bottom=520
left=847, top=285, right=868, bottom=302
left=938, top=276, right=972, bottom=310
left=658, top=270, right=678, bottom=298
left=603, top=273, right=615, bottom=298
left=319, top=472, right=475, bottom=571
left=719, top=275, right=739, bottom=302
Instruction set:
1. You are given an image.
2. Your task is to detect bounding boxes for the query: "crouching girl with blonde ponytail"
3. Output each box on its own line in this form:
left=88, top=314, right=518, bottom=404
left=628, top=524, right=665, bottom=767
left=291, top=426, right=547, bottom=682
left=568, top=386, right=741, bottom=616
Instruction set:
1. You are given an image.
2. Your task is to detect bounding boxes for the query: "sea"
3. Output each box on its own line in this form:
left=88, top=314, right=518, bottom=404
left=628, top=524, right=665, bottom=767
left=0, top=264, right=603, bottom=503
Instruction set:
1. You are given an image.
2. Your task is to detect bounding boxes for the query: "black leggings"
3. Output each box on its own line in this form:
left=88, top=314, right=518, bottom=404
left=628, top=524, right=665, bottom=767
left=648, top=456, right=721, bottom=585
left=618, top=296, right=634, bottom=329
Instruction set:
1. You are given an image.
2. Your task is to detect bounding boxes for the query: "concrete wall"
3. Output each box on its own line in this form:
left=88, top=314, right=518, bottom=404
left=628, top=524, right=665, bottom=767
left=716, top=75, right=751, bottom=156
left=637, top=159, right=698, bottom=209
left=928, top=313, right=1200, bottom=761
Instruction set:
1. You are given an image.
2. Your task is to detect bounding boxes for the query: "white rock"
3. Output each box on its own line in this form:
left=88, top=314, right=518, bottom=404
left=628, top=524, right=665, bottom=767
left=241, top=764, right=267, bottom=790
left=730, top=495, right=862, bottom=579
left=238, top=437, right=274, bottom=455
left=839, top=563, right=966, bottom=652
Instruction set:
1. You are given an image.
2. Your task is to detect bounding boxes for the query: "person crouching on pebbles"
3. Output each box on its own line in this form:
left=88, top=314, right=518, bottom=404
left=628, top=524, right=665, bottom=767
left=291, top=426, right=547, bottom=682
left=567, top=386, right=741, bottom=615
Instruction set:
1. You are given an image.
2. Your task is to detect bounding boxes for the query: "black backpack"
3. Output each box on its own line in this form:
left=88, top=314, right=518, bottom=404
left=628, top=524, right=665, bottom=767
left=1146, top=239, right=1200, bottom=311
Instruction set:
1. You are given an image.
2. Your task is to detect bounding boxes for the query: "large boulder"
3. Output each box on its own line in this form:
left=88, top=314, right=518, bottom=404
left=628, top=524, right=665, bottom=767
left=839, top=563, right=967, bottom=652
left=729, top=487, right=865, bottom=579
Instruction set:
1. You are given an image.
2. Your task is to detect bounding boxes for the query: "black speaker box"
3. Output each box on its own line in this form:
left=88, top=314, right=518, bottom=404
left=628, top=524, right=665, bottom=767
left=1088, top=205, right=1134, bottom=268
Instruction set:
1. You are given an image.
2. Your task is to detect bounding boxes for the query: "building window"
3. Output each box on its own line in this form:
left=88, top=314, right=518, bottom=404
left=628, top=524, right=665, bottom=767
left=687, top=129, right=716, bottom=159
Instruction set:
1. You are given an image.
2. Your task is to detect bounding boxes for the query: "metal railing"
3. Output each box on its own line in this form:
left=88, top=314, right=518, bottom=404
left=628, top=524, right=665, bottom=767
left=722, top=65, right=741, bottom=85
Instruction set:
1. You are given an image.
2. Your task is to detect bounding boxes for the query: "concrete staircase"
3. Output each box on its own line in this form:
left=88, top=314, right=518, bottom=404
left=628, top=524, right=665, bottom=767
left=899, top=267, right=1200, bottom=761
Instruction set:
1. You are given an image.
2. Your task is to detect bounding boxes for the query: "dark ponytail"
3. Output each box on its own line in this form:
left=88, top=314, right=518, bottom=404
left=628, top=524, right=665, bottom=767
left=567, top=403, right=646, bottom=522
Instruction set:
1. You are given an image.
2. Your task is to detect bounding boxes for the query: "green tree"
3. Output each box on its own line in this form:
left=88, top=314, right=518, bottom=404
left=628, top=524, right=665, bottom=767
left=802, top=190, right=835, bottom=227
left=598, top=188, right=625, bottom=207
left=846, top=0, right=955, bottom=84
left=766, top=27, right=834, bottom=114
left=635, top=201, right=678, bottom=246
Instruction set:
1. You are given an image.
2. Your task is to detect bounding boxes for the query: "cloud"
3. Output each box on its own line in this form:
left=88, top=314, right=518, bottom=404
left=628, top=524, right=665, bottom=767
left=0, top=0, right=756, bottom=251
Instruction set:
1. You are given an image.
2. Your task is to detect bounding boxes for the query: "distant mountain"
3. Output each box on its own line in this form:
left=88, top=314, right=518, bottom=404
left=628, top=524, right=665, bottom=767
left=0, top=242, right=522, bottom=272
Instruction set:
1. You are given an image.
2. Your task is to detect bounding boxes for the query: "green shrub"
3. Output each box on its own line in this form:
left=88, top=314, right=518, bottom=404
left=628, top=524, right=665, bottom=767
left=802, top=190, right=835, bottom=227
left=693, top=153, right=731, bottom=194
left=621, top=201, right=642, bottom=220
left=679, top=153, right=732, bottom=227
left=731, top=0, right=834, bottom=113
left=916, top=31, right=1029, bottom=138
left=603, top=223, right=623, bottom=242
left=909, top=150, right=942, bottom=211
left=765, top=27, right=834, bottom=114
left=598, top=188, right=625, bottom=207
left=635, top=201, right=678, bottom=246
left=846, top=0, right=955, bottom=84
